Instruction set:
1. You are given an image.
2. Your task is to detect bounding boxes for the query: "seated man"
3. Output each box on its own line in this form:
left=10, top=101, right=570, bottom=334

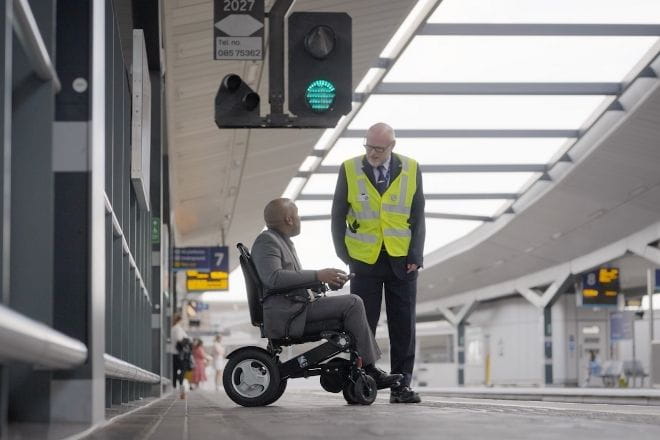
left=251, top=198, right=401, bottom=389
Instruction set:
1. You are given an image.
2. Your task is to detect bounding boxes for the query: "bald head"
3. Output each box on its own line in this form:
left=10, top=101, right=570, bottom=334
left=264, top=198, right=301, bottom=236
left=367, top=122, right=395, bottom=143
left=365, top=122, right=396, bottom=167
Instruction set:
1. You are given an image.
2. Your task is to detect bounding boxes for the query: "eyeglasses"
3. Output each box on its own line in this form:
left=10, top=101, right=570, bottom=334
left=363, top=143, right=391, bottom=154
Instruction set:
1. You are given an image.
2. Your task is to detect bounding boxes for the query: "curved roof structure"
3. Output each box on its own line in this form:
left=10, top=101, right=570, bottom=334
left=164, top=0, right=660, bottom=304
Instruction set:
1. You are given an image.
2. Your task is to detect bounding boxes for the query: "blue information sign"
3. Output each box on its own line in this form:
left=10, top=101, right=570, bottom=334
left=174, top=247, right=229, bottom=291
left=656, top=269, right=660, bottom=291
left=610, top=311, right=633, bottom=341
left=173, top=246, right=228, bottom=272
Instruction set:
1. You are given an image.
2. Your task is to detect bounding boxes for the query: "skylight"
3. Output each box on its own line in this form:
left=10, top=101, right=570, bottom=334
left=301, top=174, right=339, bottom=195
left=296, top=200, right=333, bottom=217
left=349, top=95, right=610, bottom=130
left=384, top=36, right=659, bottom=83
left=425, top=200, right=510, bottom=217
left=428, top=0, right=660, bottom=24
left=322, top=137, right=572, bottom=166
left=423, top=172, right=537, bottom=194
left=277, top=0, right=660, bottom=271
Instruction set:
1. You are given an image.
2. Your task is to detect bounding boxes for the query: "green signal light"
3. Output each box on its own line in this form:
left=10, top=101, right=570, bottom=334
left=305, top=79, right=336, bottom=113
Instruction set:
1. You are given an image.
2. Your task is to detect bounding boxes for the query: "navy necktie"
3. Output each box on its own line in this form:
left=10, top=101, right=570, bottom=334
left=376, top=165, right=388, bottom=194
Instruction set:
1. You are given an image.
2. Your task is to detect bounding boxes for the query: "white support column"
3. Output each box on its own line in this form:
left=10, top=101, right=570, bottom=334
left=515, top=272, right=572, bottom=386
left=89, top=0, right=106, bottom=425
left=439, top=300, right=477, bottom=386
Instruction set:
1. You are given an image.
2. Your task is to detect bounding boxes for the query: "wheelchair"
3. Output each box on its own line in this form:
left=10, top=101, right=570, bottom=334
left=222, top=243, right=378, bottom=407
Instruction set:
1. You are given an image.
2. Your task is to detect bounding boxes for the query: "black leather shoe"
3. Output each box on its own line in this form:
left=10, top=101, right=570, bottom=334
left=390, top=386, right=421, bottom=403
left=365, top=366, right=403, bottom=389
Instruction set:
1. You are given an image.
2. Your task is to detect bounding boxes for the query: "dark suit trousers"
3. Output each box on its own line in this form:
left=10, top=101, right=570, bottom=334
left=350, top=254, right=417, bottom=387
left=304, top=294, right=381, bottom=366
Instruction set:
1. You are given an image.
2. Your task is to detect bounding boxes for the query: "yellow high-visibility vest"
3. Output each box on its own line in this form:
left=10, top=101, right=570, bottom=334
left=343, top=154, right=418, bottom=264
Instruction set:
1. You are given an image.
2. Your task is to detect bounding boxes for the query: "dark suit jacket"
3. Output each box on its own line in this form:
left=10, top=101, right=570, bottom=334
left=331, top=153, right=425, bottom=279
left=251, top=229, right=317, bottom=339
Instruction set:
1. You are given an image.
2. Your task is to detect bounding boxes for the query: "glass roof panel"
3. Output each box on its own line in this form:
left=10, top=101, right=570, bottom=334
left=322, top=137, right=571, bottom=166
left=292, top=220, right=347, bottom=270
left=384, top=36, right=659, bottom=83
left=290, top=219, right=485, bottom=272
left=295, top=199, right=509, bottom=218
left=296, top=200, right=332, bottom=217
left=423, top=172, right=537, bottom=194
left=349, top=95, right=609, bottom=130
left=425, top=199, right=509, bottom=217
left=429, top=0, right=660, bottom=24
left=425, top=218, right=484, bottom=253
left=302, top=172, right=537, bottom=195
left=301, top=174, right=339, bottom=195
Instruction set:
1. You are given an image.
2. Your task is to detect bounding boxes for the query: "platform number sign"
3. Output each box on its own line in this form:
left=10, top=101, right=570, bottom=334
left=214, top=0, right=264, bottom=60
left=581, top=267, right=620, bottom=307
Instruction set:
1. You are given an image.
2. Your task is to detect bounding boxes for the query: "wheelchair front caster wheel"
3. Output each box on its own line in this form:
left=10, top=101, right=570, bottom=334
left=342, top=382, right=359, bottom=405
left=353, top=375, right=377, bottom=405
left=342, top=374, right=377, bottom=405
left=223, top=347, right=282, bottom=407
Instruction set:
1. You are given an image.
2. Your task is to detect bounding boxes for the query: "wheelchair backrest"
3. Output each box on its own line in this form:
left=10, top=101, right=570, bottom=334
left=236, top=243, right=264, bottom=327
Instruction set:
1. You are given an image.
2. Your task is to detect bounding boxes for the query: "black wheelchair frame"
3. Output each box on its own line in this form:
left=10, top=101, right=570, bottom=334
left=221, top=243, right=378, bottom=407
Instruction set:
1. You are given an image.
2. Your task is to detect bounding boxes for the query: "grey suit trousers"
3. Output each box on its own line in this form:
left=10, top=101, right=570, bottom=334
left=304, top=294, right=381, bottom=366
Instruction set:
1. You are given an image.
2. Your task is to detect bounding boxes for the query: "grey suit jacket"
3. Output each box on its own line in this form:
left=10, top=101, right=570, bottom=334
left=251, top=229, right=317, bottom=339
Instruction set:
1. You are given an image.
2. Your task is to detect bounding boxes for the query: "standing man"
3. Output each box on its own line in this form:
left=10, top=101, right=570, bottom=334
left=331, top=122, right=425, bottom=403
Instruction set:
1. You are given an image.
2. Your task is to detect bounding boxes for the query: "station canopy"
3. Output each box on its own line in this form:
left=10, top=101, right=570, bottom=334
left=221, top=0, right=660, bottom=299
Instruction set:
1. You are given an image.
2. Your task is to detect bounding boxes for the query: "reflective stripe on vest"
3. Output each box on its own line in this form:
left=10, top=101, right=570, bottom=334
left=343, top=154, right=417, bottom=264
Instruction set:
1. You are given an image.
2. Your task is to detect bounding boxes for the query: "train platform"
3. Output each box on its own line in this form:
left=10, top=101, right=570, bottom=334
left=71, top=388, right=660, bottom=440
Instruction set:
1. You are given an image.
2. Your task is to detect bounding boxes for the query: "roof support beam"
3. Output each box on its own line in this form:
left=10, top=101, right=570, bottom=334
left=296, top=193, right=518, bottom=201
left=344, top=129, right=579, bottom=138
left=300, top=213, right=494, bottom=223
left=516, top=270, right=572, bottom=309
left=629, top=244, right=660, bottom=266
left=420, top=23, right=660, bottom=36
left=302, top=164, right=548, bottom=176
left=427, top=213, right=493, bottom=222
left=376, top=82, right=621, bottom=95
left=438, top=300, right=478, bottom=327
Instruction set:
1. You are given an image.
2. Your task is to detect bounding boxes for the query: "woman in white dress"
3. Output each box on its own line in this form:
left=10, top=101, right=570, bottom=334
left=212, top=334, right=226, bottom=391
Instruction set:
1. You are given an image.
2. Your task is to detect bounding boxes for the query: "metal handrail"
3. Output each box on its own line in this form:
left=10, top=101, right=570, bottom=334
left=104, top=354, right=161, bottom=384
left=12, top=0, right=62, bottom=92
left=0, top=303, right=87, bottom=369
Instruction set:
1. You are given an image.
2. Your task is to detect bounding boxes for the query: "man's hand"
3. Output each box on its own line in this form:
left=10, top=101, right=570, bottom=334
left=406, top=263, right=418, bottom=273
left=317, top=268, right=349, bottom=288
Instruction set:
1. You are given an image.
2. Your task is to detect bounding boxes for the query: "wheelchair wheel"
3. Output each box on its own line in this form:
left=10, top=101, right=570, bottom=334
left=353, top=375, right=377, bottom=405
left=342, top=382, right=360, bottom=405
left=223, top=348, right=281, bottom=407
left=263, top=378, right=288, bottom=406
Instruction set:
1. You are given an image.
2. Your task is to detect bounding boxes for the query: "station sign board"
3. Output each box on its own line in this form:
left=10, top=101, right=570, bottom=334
left=186, top=269, right=229, bottom=291
left=610, top=311, right=633, bottom=341
left=580, top=267, right=620, bottom=307
left=174, top=246, right=230, bottom=291
left=173, top=246, right=228, bottom=271
left=214, top=0, right=264, bottom=60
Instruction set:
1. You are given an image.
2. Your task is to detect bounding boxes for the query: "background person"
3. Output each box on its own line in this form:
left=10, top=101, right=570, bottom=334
left=331, top=122, right=425, bottom=404
left=191, top=339, right=209, bottom=390
left=170, top=313, right=188, bottom=398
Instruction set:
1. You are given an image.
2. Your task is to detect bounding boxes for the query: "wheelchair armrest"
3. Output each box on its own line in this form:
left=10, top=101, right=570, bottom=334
left=265, top=280, right=325, bottom=297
